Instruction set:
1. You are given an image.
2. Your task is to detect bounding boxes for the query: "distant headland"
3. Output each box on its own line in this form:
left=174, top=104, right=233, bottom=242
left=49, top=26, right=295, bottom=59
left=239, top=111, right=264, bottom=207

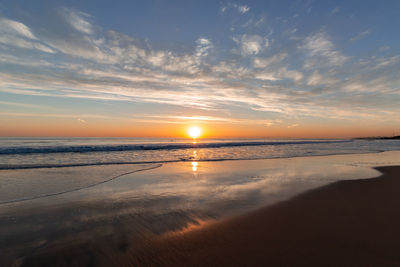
left=355, top=135, right=400, bottom=140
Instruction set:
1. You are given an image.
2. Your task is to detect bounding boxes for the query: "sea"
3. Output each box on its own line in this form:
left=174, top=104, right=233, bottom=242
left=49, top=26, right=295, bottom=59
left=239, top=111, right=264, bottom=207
left=1, top=137, right=400, bottom=170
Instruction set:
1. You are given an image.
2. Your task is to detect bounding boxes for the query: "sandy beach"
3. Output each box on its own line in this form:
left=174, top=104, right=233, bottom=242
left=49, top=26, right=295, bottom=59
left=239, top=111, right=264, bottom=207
left=13, top=164, right=400, bottom=266
left=120, top=166, right=400, bottom=267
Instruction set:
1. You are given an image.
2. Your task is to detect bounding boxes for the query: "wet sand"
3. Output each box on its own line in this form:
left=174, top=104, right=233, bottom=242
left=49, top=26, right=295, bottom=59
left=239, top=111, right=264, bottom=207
left=22, top=166, right=400, bottom=266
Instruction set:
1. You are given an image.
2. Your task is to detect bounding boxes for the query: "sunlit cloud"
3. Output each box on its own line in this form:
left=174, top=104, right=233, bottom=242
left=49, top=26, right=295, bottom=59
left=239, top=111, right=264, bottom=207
left=129, top=114, right=283, bottom=126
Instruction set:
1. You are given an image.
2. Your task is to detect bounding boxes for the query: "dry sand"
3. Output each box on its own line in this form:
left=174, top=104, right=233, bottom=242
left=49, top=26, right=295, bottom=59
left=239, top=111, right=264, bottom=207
left=23, top=166, right=400, bottom=266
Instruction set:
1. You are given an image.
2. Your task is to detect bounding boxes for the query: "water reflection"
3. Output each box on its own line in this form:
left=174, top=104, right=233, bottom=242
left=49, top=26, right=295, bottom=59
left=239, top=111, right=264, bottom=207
left=192, top=162, right=198, bottom=172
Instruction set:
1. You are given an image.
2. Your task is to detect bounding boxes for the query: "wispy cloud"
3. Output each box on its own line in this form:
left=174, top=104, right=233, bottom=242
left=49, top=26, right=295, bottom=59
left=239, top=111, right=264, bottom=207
left=221, top=3, right=250, bottom=14
left=60, top=8, right=94, bottom=34
left=253, top=53, right=287, bottom=68
left=233, top=34, right=268, bottom=56
left=237, top=4, right=250, bottom=14
left=351, top=29, right=372, bottom=41
left=0, top=112, right=113, bottom=120
left=195, top=37, right=213, bottom=63
left=0, top=18, right=37, bottom=39
left=374, top=55, right=400, bottom=69
left=307, top=70, right=337, bottom=86
left=331, top=7, right=340, bottom=15
left=0, top=17, right=55, bottom=53
left=0, top=101, right=46, bottom=109
left=130, top=114, right=282, bottom=126
left=301, top=31, right=347, bottom=69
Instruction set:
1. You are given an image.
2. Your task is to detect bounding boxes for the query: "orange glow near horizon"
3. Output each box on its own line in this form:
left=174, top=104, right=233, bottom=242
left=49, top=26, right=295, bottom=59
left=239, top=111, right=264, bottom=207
left=1, top=116, right=399, bottom=139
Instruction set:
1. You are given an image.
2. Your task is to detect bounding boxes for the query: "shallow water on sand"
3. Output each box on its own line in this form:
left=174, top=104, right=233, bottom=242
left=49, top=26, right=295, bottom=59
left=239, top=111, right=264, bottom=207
left=0, top=151, right=400, bottom=265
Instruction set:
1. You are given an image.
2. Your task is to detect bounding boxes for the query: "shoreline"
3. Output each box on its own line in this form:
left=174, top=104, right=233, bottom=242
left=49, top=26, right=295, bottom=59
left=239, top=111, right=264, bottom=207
left=1, top=149, right=397, bottom=171
left=20, top=165, right=400, bottom=266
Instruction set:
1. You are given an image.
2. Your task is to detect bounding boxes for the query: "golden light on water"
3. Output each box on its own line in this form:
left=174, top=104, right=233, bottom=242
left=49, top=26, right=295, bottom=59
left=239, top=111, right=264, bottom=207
left=191, top=161, right=198, bottom=172
left=188, top=126, right=202, bottom=139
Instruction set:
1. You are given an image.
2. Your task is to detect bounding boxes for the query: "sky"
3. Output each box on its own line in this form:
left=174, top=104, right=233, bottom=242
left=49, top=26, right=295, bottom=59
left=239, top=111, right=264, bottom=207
left=0, top=0, right=399, bottom=138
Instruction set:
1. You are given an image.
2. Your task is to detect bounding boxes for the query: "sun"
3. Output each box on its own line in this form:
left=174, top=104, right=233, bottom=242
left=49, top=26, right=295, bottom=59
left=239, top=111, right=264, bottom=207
left=188, top=126, right=202, bottom=139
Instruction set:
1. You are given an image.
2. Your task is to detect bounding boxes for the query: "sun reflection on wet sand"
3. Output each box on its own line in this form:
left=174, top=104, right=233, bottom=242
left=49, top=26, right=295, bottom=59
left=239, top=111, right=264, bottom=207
left=191, top=162, right=198, bottom=172
left=191, top=150, right=199, bottom=172
left=166, top=218, right=215, bottom=236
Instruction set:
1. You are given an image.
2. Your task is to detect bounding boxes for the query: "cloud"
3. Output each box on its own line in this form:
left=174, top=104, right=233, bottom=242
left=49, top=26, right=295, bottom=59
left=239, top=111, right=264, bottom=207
left=331, top=7, right=340, bottom=15
left=253, top=53, right=287, bottom=68
left=221, top=3, right=250, bottom=14
left=287, top=124, right=299, bottom=128
left=0, top=112, right=112, bottom=120
left=374, top=55, right=400, bottom=69
left=277, top=68, right=303, bottom=82
left=234, top=34, right=268, bottom=56
left=307, top=70, right=337, bottom=86
left=0, top=18, right=37, bottom=39
left=252, top=53, right=302, bottom=83
left=195, top=38, right=213, bottom=62
left=130, top=114, right=283, bottom=127
left=351, top=29, right=372, bottom=41
left=342, top=75, right=399, bottom=93
left=0, top=54, right=52, bottom=67
left=254, top=72, right=279, bottom=81
left=237, top=4, right=250, bottom=14
left=0, top=100, right=46, bottom=109
left=0, top=35, right=55, bottom=53
left=60, top=8, right=94, bottom=34
left=0, top=17, right=55, bottom=53
left=301, top=32, right=347, bottom=69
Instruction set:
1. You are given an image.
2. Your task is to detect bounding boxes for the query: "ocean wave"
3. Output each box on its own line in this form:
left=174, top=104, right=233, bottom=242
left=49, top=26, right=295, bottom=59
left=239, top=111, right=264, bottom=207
left=0, top=140, right=350, bottom=155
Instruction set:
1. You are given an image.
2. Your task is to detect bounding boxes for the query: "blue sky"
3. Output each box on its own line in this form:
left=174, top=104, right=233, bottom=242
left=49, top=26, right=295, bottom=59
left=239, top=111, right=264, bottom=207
left=0, top=0, right=399, bottom=137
